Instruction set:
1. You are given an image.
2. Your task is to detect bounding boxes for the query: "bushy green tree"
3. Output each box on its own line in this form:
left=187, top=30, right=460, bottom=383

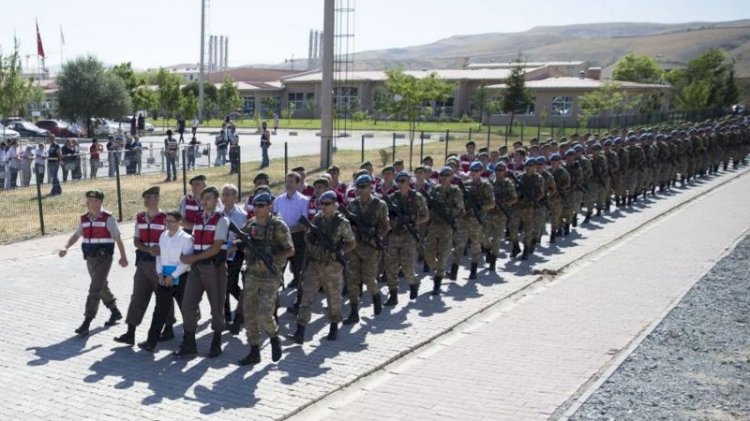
left=0, top=38, right=37, bottom=119
left=217, top=75, right=242, bottom=118
left=500, top=62, right=532, bottom=134
left=155, top=68, right=182, bottom=126
left=612, top=54, right=665, bottom=84
left=666, top=48, right=738, bottom=110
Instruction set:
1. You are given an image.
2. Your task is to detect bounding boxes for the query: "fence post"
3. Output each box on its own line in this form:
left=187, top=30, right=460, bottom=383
left=537, top=122, right=541, bottom=140
left=284, top=142, right=289, bottom=175
left=444, top=129, right=449, bottom=161
left=419, top=131, right=425, bottom=165
left=35, top=173, right=45, bottom=236
left=115, top=157, right=123, bottom=222
left=182, top=149, right=187, bottom=197
left=486, top=122, right=491, bottom=150
left=468, top=127, right=472, bottom=141
left=237, top=145, right=242, bottom=198
left=392, top=132, right=396, bottom=162
left=520, top=122, right=524, bottom=142
left=207, top=145, right=211, bottom=168
left=361, top=135, right=365, bottom=163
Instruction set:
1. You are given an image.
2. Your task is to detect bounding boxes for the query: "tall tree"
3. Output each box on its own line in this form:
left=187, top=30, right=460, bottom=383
left=472, top=85, right=502, bottom=126
left=578, top=81, right=641, bottom=126
left=57, top=56, right=131, bottom=134
left=217, top=75, right=242, bottom=119
left=155, top=68, right=182, bottom=125
left=612, top=54, right=665, bottom=84
left=182, top=82, right=218, bottom=119
left=500, top=62, right=532, bottom=134
left=665, top=48, right=738, bottom=109
left=0, top=38, right=36, bottom=119
left=180, top=90, right=199, bottom=121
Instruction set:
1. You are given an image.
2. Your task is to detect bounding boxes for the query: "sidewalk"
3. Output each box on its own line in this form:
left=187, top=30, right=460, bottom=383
left=0, top=166, right=747, bottom=420
left=294, top=170, right=750, bottom=421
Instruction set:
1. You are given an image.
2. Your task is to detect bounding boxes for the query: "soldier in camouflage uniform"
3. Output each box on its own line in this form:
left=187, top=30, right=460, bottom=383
left=514, top=158, right=544, bottom=260
left=343, top=174, right=390, bottom=325
left=238, top=192, right=295, bottom=366
left=564, top=149, right=585, bottom=229
left=626, top=136, right=645, bottom=205
left=291, top=190, right=356, bottom=344
left=614, top=137, right=630, bottom=207
left=487, top=162, right=517, bottom=269
left=603, top=139, right=619, bottom=210
left=590, top=143, right=608, bottom=216
left=414, top=165, right=435, bottom=273
left=656, top=134, right=672, bottom=192
left=575, top=144, right=595, bottom=223
left=549, top=153, right=571, bottom=239
left=384, top=171, right=429, bottom=305
left=535, top=156, right=556, bottom=244
left=424, top=166, right=464, bottom=295
left=455, top=161, right=495, bottom=279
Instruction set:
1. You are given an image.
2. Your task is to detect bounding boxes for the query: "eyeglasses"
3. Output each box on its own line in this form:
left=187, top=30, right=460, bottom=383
left=255, top=203, right=269, bottom=208
left=320, top=201, right=335, bottom=206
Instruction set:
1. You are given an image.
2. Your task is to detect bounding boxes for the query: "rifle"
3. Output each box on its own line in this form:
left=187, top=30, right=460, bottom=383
left=338, top=206, right=385, bottom=250
left=456, top=179, right=484, bottom=224
left=228, top=222, right=278, bottom=276
left=382, top=194, right=423, bottom=251
left=494, top=198, right=511, bottom=220
left=420, top=188, right=458, bottom=230
left=297, top=216, right=347, bottom=267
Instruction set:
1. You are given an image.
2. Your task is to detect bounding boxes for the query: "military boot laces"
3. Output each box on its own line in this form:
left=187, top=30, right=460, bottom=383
left=238, top=345, right=261, bottom=366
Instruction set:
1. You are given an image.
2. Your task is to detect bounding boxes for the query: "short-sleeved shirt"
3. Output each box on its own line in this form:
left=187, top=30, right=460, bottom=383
left=272, top=191, right=309, bottom=230
left=76, top=211, right=121, bottom=239
left=201, top=211, right=229, bottom=243
left=34, top=147, right=47, bottom=165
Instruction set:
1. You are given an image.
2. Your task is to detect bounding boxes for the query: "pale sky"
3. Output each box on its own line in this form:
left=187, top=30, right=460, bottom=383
left=1, top=0, right=747, bottom=71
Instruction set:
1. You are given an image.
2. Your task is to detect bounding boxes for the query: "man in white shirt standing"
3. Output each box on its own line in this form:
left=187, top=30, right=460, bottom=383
left=272, top=172, right=309, bottom=295
left=191, top=116, right=199, bottom=137
left=139, top=210, right=194, bottom=352
left=220, top=184, right=247, bottom=329
left=33, top=143, right=47, bottom=184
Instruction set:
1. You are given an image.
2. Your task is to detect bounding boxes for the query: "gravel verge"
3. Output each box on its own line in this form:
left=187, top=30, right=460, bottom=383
left=570, top=235, right=750, bottom=421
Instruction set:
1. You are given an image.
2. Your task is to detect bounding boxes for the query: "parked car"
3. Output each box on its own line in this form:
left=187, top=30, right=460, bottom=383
left=36, top=119, right=84, bottom=138
left=6, top=121, right=49, bottom=139
left=115, top=116, right=155, bottom=132
left=92, top=119, right=120, bottom=137
left=1, top=116, right=25, bottom=126
left=0, top=123, right=21, bottom=142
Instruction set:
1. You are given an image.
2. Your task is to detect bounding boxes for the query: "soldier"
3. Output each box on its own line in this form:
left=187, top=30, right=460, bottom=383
left=423, top=167, right=465, bottom=294
left=180, top=174, right=207, bottom=233
left=244, top=172, right=270, bottom=218
left=627, top=136, right=646, bottom=205
left=114, top=186, right=174, bottom=345
left=343, top=175, right=390, bottom=325
left=514, top=158, right=544, bottom=260
left=590, top=143, right=608, bottom=216
left=550, top=154, right=571, bottom=238
left=535, top=156, right=555, bottom=244
left=575, top=144, right=595, bottom=223
left=291, top=191, right=356, bottom=344
left=221, top=184, right=247, bottom=325
left=238, top=193, right=295, bottom=365
left=488, top=162, right=517, bottom=269
left=59, top=190, right=128, bottom=336
left=384, top=171, right=429, bottom=304
left=458, top=162, right=495, bottom=279
left=175, top=186, right=229, bottom=358
left=603, top=139, right=619, bottom=210
left=613, top=138, right=630, bottom=207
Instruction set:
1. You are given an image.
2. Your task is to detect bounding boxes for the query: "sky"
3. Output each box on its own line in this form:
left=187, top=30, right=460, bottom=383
left=1, top=0, right=747, bottom=72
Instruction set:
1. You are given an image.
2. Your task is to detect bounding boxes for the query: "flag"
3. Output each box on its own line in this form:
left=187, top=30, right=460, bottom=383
left=60, top=24, right=65, bottom=46
left=36, top=19, right=45, bottom=58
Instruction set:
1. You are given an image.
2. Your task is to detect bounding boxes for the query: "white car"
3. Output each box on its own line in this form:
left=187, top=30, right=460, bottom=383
left=93, top=120, right=120, bottom=137
left=0, top=123, right=21, bottom=142
left=116, top=116, right=155, bottom=132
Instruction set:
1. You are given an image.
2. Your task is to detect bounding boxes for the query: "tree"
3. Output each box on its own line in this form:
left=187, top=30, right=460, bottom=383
left=217, top=75, right=242, bottom=118
left=0, top=38, right=36, bottom=119
left=500, top=62, right=532, bottom=135
left=665, top=48, right=738, bottom=109
left=472, top=85, right=502, bottom=126
left=281, top=102, right=296, bottom=124
left=155, top=68, right=182, bottom=126
left=612, top=54, right=665, bottom=84
left=57, top=55, right=132, bottom=134
left=111, top=62, right=155, bottom=115
left=380, top=69, right=455, bottom=169
left=132, top=86, right=158, bottom=117
left=261, top=97, right=278, bottom=119
left=182, top=82, right=218, bottom=119
left=180, top=90, right=199, bottom=121
left=578, top=81, right=641, bottom=127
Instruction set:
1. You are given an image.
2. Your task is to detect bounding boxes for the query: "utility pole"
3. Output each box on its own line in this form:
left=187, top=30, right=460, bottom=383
left=198, top=0, right=206, bottom=121
left=320, top=0, right=334, bottom=169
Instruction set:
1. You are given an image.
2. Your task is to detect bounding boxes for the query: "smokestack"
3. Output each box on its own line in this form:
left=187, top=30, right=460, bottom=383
left=219, top=36, right=224, bottom=71
left=318, top=31, right=324, bottom=64
left=212, top=36, right=218, bottom=72
left=308, top=29, right=314, bottom=70
left=208, top=35, right=214, bottom=73
left=224, top=36, right=229, bottom=69
left=312, top=30, right=319, bottom=68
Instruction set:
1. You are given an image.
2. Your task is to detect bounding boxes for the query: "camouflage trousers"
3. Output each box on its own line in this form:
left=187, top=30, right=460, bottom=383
left=548, top=195, right=564, bottom=232
left=425, top=220, right=454, bottom=277
left=594, top=179, right=609, bottom=209
left=243, top=274, right=280, bottom=346
left=347, top=245, right=381, bottom=304
left=297, top=261, right=343, bottom=326
left=459, top=215, right=484, bottom=264
left=511, top=203, right=537, bottom=248
left=385, top=232, right=417, bottom=289
left=487, top=211, right=508, bottom=256
left=626, top=170, right=639, bottom=196
left=583, top=182, right=596, bottom=212
left=613, top=173, right=627, bottom=198
left=534, top=204, right=548, bottom=239
left=569, top=190, right=583, bottom=222
left=449, top=218, right=466, bottom=266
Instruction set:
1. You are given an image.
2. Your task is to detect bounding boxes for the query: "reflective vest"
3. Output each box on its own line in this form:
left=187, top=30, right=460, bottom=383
left=80, top=211, right=115, bottom=257
left=183, top=195, right=202, bottom=225
left=193, top=212, right=226, bottom=263
left=165, top=137, right=178, bottom=152
left=135, top=211, right=166, bottom=262
left=307, top=195, right=318, bottom=220
left=245, top=194, right=255, bottom=219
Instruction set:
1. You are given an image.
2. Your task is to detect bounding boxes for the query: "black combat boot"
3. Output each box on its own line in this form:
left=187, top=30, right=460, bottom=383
left=448, top=263, right=459, bottom=281
left=372, top=293, right=383, bottom=315
left=596, top=207, right=602, bottom=217
left=174, top=332, right=198, bottom=358
left=409, top=283, right=419, bottom=300
left=343, top=303, right=360, bottom=325
left=511, top=242, right=521, bottom=258
left=270, top=336, right=282, bottom=362
left=291, top=323, right=306, bottom=344
left=423, top=262, right=430, bottom=273
left=468, top=263, right=478, bottom=280
left=326, top=323, right=338, bottom=341
left=583, top=210, right=592, bottom=224
left=104, top=305, right=122, bottom=327
left=208, top=331, right=223, bottom=358
left=384, top=288, right=398, bottom=306
left=564, top=224, right=571, bottom=236
left=159, top=324, right=175, bottom=341
left=550, top=232, right=557, bottom=244
left=431, top=276, right=442, bottom=295
left=114, top=324, right=136, bottom=345
left=605, top=199, right=611, bottom=211
left=520, top=247, right=529, bottom=261
left=228, top=317, right=242, bottom=335
left=238, top=345, right=261, bottom=366
left=530, top=238, right=538, bottom=254
left=572, top=215, right=578, bottom=227
left=75, top=318, right=93, bottom=336
left=488, top=254, right=497, bottom=272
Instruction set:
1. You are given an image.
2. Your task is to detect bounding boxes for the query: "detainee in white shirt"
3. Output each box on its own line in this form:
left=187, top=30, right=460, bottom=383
left=139, top=210, right=194, bottom=352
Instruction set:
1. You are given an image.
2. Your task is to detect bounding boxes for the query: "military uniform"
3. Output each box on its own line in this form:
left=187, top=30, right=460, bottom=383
left=550, top=163, right=571, bottom=237
left=456, top=178, right=494, bottom=276
left=512, top=168, right=544, bottom=259
left=424, top=182, right=465, bottom=286
left=384, top=189, right=428, bottom=297
left=488, top=174, right=517, bottom=263
left=590, top=150, right=608, bottom=213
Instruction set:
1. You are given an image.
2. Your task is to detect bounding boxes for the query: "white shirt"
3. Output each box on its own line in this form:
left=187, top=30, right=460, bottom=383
left=5, top=147, right=18, bottom=168
left=191, top=118, right=199, bottom=128
left=272, top=191, right=309, bottom=229
left=156, top=229, right=194, bottom=278
left=34, top=147, right=47, bottom=165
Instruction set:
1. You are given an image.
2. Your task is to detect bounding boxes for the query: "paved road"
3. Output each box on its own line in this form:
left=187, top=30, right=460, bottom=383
left=0, top=165, right=747, bottom=420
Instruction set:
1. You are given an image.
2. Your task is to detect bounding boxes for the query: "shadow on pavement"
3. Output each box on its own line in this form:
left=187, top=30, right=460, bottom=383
left=26, top=328, right=106, bottom=366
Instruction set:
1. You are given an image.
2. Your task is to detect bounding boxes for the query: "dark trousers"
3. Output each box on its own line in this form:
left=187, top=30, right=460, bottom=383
left=225, top=252, right=244, bottom=316
left=289, top=231, right=306, bottom=283
left=145, top=275, right=187, bottom=346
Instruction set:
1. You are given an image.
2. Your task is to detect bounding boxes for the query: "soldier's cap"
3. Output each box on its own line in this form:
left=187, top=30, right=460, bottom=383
left=498, top=145, right=508, bottom=153
left=613, top=137, right=623, bottom=145
left=493, top=162, right=507, bottom=171
left=565, top=149, right=577, bottom=157
left=638, top=134, right=649, bottom=141
left=592, top=143, right=602, bottom=150
left=189, top=174, right=207, bottom=185
left=393, top=159, right=404, bottom=167
left=478, top=146, right=488, bottom=153
left=603, top=139, right=613, bottom=147
left=524, top=158, right=537, bottom=166
left=528, top=137, right=539, bottom=145
left=438, top=166, right=453, bottom=176
left=415, top=165, right=428, bottom=173
left=355, top=174, right=373, bottom=187
left=550, top=153, right=562, bottom=161
left=141, top=186, right=160, bottom=198
left=535, top=156, right=546, bottom=165
left=292, top=166, right=306, bottom=173
left=395, top=171, right=411, bottom=181
left=529, top=144, right=540, bottom=150
left=627, top=136, right=637, bottom=143
left=422, top=155, right=434, bottom=163
left=313, top=176, right=330, bottom=186
left=253, top=192, right=273, bottom=205
left=465, top=140, right=476, bottom=147
left=327, top=164, right=340, bottom=173
left=515, top=148, right=526, bottom=155
left=200, top=186, right=220, bottom=198
left=469, top=161, right=484, bottom=171
left=359, top=160, right=373, bottom=168
left=573, top=144, right=584, bottom=152
left=655, top=134, right=665, bottom=141
left=254, top=185, right=272, bottom=195
left=85, top=189, right=105, bottom=200
left=354, top=169, right=369, bottom=178
left=446, top=159, right=459, bottom=168
left=446, top=154, right=459, bottom=162
left=319, top=191, right=338, bottom=204
left=558, top=142, right=569, bottom=150
left=559, top=136, right=568, bottom=142
left=254, top=172, right=270, bottom=183
left=571, top=133, right=580, bottom=138
left=477, top=151, right=489, bottom=158
left=381, top=165, right=395, bottom=174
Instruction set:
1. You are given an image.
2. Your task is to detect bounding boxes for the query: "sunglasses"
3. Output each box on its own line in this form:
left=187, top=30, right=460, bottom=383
left=471, top=168, right=482, bottom=172
left=320, top=201, right=335, bottom=207
left=255, top=203, right=269, bottom=208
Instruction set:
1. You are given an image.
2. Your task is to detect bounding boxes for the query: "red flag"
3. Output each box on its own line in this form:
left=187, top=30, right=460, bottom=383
left=36, top=19, right=45, bottom=58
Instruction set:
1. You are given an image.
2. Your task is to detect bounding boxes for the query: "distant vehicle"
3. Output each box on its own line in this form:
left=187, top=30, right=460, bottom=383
left=114, top=116, right=154, bottom=132
left=36, top=119, right=84, bottom=138
left=1, top=116, right=24, bottom=126
left=6, top=121, right=49, bottom=139
left=93, top=119, right=121, bottom=137
left=0, top=123, right=21, bottom=142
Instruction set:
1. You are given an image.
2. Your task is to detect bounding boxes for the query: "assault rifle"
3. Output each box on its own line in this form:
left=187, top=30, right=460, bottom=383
left=228, top=222, right=278, bottom=276
left=338, top=206, right=385, bottom=250
left=420, top=188, right=458, bottom=230
left=297, top=216, right=347, bottom=267
left=456, top=179, right=484, bottom=224
left=382, top=195, right=423, bottom=252
left=494, top=198, right=511, bottom=219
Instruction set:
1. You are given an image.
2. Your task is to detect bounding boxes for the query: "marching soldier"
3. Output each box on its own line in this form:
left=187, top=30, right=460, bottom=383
left=459, top=162, right=495, bottom=279
left=590, top=143, right=609, bottom=216
left=59, top=190, right=128, bottom=336
left=603, top=139, right=619, bottom=210
left=487, top=162, right=517, bottom=269
left=535, top=156, right=556, bottom=244
left=614, top=138, right=630, bottom=207
left=550, top=154, right=571, bottom=238
left=514, top=158, right=544, bottom=260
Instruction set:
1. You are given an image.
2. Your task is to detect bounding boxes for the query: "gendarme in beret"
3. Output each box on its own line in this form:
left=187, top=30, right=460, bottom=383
left=319, top=191, right=338, bottom=203
left=355, top=174, right=373, bottom=187
left=381, top=165, right=395, bottom=174
left=253, top=192, right=273, bottom=205
left=359, top=161, right=373, bottom=169
left=189, top=174, right=207, bottom=184
left=395, top=171, right=410, bottom=181
left=439, top=166, right=453, bottom=176
left=292, top=166, right=306, bottom=172
left=200, top=186, right=220, bottom=197
left=85, top=190, right=105, bottom=200
left=254, top=172, right=269, bottom=182
left=392, top=159, right=404, bottom=167
left=469, top=161, right=483, bottom=171
left=313, top=176, right=330, bottom=186
left=141, top=186, right=160, bottom=198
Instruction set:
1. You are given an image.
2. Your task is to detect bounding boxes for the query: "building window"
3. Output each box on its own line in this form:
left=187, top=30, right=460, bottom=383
left=242, top=97, right=255, bottom=116
left=334, top=87, right=359, bottom=113
left=432, top=97, right=454, bottom=117
left=551, top=96, right=574, bottom=116
left=288, top=93, right=307, bottom=110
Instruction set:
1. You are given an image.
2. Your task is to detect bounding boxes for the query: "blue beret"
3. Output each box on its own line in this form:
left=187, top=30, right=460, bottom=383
left=439, top=166, right=453, bottom=176
left=592, top=143, right=602, bottom=150
left=565, top=149, right=577, bottom=157
left=469, top=161, right=483, bottom=171
left=573, top=144, right=584, bottom=152
left=613, top=137, right=623, bottom=145
left=603, top=139, right=613, bottom=147
left=535, top=156, right=546, bottom=164
left=253, top=192, right=273, bottom=205
left=355, top=174, right=373, bottom=187
left=550, top=153, right=561, bottom=161
left=524, top=157, right=536, bottom=166
left=319, top=191, right=337, bottom=203
left=395, top=171, right=410, bottom=181
left=493, top=162, right=507, bottom=171
left=627, top=136, right=637, bottom=143
left=638, top=134, right=649, bottom=141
